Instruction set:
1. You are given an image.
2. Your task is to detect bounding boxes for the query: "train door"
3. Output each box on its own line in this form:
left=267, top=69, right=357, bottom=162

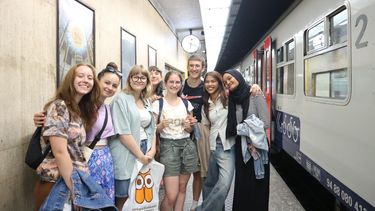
left=256, top=50, right=263, bottom=87
left=262, top=36, right=272, bottom=142
left=249, top=50, right=258, bottom=84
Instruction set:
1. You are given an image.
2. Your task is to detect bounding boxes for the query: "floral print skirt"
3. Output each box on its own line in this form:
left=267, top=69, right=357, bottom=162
left=88, top=146, right=115, bottom=203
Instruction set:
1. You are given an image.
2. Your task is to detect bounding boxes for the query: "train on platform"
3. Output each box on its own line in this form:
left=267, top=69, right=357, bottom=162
left=235, top=0, right=375, bottom=210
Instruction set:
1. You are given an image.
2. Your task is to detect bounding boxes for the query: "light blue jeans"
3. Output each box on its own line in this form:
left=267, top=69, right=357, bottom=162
left=200, top=140, right=235, bottom=211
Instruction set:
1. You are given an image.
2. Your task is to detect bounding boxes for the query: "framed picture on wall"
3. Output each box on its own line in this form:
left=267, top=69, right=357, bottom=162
left=57, top=0, right=95, bottom=86
left=148, top=45, right=157, bottom=67
left=121, top=28, right=137, bottom=86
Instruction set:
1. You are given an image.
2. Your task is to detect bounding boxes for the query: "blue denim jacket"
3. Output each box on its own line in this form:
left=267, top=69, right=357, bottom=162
left=40, top=169, right=117, bottom=211
left=237, top=114, right=269, bottom=179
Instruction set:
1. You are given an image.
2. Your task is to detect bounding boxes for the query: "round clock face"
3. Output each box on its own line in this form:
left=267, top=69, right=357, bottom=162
left=181, top=35, right=200, bottom=53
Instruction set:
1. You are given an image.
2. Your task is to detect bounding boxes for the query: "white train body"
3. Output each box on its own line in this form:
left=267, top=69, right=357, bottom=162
left=238, top=0, right=375, bottom=210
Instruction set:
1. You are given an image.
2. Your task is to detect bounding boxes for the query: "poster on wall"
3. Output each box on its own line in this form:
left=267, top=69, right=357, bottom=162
left=57, top=0, right=95, bottom=85
left=121, top=28, right=137, bottom=85
left=148, top=45, right=157, bottom=67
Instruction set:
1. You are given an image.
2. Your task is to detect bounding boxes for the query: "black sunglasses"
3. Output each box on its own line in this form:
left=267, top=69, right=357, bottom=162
left=101, top=66, right=123, bottom=78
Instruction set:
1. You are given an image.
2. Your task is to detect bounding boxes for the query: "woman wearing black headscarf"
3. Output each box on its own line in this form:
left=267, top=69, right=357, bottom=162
left=223, top=69, right=270, bottom=211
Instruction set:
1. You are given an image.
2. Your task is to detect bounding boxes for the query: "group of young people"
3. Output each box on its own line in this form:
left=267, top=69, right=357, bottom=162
left=32, top=54, right=270, bottom=211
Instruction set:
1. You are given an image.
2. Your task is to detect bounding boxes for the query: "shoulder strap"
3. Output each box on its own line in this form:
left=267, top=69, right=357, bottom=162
left=157, top=98, right=163, bottom=124
left=181, top=98, right=189, bottom=113
left=157, top=98, right=189, bottom=123
left=89, top=106, right=108, bottom=149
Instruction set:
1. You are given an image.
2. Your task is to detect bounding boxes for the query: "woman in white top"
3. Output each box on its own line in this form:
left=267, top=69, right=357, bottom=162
left=198, top=71, right=235, bottom=211
left=152, top=71, right=199, bottom=211
left=110, top=65, right=156, bottom=211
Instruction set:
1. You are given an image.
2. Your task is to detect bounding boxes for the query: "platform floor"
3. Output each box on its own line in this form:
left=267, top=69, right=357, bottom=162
left=179, top=164, right=304, bottom=211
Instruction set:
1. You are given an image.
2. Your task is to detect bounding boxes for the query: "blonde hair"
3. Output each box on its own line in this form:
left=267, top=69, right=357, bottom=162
left=123, top=65, right=152, bottom=99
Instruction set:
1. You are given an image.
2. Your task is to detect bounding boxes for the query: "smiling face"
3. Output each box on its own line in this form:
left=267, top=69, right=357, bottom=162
left=188, top=60, right=203, bottom=80
left=223, top=73, right=239, bottom=92
left=150, top=70, right=162, bottom=86
left=74, top=65, right=94, bottom=97
left=99, top=72, right=120, bottom=98
left=165, top=72, right=182, bottom=96
left=130, top=73, right=148, bottom=93
left=204, top=75, right=219, bottom=96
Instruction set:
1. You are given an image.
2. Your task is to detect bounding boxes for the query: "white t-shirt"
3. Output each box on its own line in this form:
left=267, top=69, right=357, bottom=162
left=137, top=107, right=152, bottom=140
left=152, top=98, right=193, bottom=139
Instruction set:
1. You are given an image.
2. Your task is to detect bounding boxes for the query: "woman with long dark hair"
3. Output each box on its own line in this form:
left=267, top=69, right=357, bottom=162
left=198, top=71, right=235, bottom=211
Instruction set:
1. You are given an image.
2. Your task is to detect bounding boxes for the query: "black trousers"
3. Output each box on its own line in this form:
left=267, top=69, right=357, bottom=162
left=232, top=141, right=270, bottom=211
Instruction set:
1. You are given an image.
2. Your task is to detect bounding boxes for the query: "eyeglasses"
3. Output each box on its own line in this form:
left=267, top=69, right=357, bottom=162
left=102, top=66, right=123, bottom=78
left=131, top=76, right=148, bottom=82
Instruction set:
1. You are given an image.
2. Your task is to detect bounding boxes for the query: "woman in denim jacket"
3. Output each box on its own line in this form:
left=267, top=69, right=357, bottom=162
left=110, top=65, right=156, bottom=211
left=34, top=64, right=101, bottom=210
left=34, top=62, right=122, bottom=204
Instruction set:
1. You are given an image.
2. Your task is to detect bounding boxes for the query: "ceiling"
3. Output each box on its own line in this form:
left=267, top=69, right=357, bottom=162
left=216, top=0, right=299, bottom=71
left=149, top=0, right=299, bottom=71
left=148, top=0, right=206, bottom=55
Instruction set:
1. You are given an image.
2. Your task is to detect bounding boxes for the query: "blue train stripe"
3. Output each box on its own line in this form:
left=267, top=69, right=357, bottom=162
left=275, top=110, right=374, bottom=211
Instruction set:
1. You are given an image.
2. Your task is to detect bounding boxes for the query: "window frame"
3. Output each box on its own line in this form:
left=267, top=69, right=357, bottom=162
left=303, top=4, right=351, bottom=105
left=276, top=38, right=296, bottom=96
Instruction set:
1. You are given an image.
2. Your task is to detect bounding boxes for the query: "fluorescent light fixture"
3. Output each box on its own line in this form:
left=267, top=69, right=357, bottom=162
left=199, top=0, right=232, bottom=71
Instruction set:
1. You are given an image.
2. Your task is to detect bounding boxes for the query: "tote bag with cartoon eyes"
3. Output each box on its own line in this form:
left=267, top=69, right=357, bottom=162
left=122, top=160, right=165, bottom=211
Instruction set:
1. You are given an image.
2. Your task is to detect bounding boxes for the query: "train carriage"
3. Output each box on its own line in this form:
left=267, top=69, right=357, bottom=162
left=237, top=0, right=375, bottom=210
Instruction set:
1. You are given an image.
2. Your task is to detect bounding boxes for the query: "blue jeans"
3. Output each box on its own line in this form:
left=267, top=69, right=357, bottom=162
left=200, top=141, right=235, bottom=211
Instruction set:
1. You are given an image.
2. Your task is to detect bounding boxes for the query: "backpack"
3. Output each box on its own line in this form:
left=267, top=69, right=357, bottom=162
left=25, top=127, right=51, bottom=169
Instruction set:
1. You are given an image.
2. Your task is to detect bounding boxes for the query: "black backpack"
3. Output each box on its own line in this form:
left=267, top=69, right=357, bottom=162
left=25, top=127, right=51, bottom=170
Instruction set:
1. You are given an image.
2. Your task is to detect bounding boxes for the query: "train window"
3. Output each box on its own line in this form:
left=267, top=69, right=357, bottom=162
left=304, top=46, right=348, bottom=99
left=304, top=6, right=349, bottom=101
left=307, top=21, right=325, bottom=52
left=277, top=63, right=295, bottom=95
left=329, top=8, right=347, bottom=45
left=313, top=69, right=347, bottom=99
left=286, top=39, right=295, bottom=61
left=276, top=67, right=284, bottom=94
left=277, top=47, right=284, bottom=63
left=276, top=39, right=295, bottom=95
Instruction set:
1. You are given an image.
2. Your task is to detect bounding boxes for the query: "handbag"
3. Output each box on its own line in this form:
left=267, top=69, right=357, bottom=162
left=25, top=127, right=51, bottom=170
left=83, top=107, right=108, bottom=161
left=122, top=160, right=165, bottom=211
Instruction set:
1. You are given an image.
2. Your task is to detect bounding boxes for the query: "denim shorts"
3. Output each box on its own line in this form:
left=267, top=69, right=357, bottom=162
left=160, top=137, right=199, bottom=177
left=114, top=179, right=130, bottom=198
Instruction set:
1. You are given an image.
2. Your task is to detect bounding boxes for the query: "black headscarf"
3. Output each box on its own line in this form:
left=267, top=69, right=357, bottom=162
left=225, top=69, right=250, bottom=138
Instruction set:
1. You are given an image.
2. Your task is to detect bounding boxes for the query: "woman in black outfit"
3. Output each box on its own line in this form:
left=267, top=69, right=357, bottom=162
left=222, top=69, right=270, bottom=211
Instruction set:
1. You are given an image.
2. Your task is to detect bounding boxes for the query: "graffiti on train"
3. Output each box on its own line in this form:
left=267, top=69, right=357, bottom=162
left=276, top=110, right=300, bottom=146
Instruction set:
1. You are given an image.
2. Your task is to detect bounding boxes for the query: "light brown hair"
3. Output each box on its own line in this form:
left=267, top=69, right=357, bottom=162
left=44, top=63, right=101, bottom=131
left=123, top=65, right=152, bottom=99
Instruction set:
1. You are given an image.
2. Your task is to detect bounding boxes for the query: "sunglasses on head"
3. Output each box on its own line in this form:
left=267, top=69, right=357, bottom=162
left=102, top=66, right=123, bottom=78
